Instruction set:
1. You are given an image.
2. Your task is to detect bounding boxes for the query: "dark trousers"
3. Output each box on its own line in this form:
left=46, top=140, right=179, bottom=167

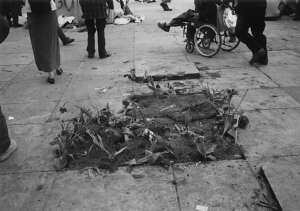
left=296, top=1, right=300, bottom=17
left=169, top=9, right=199, bottom=40
left=85, top=18, right=106, bottom=57
left=235, top=7, right=267, bottom=54
left=0, top=106, right=10, bottom=154
left=57, top=26, right=67, bottom=43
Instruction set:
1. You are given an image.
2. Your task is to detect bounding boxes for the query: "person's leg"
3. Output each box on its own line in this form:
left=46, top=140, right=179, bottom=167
left=158, top=9, right=195, bottom=32
left=96, top=18, right=110, bottom=58
left=57, top=26, right=75, bottom=45
left=85, top=19, right=96, bottom=58
left=0, top=106, right=10, bottom=154
left=294, top=0, right=300, bottom=20
left=161, top=0, right=172, bottom=11
left=250, top=8, right=268, bottom=65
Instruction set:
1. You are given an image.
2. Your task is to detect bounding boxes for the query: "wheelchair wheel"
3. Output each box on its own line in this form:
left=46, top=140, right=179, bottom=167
left=194, top=24, right=221, bottom=58
left=185, top=40, right=194, bottom=53
left=221, top=30, right=240, bottom=52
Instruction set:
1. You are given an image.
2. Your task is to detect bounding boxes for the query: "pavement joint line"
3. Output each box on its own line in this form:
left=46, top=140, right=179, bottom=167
left=245, top=154, right=300, bottom=161
left=244, top=107, right=300, bottom=112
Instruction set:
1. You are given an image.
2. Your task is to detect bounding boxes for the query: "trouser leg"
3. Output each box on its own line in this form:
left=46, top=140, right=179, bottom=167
left=57, top=26, right=68, bottom=42
left=85, top=19, right=96, bottom=55
left=250, top=11, right=267, bottom=51
left=0, top=106, right=10, bottom=154
left=236, top=14, right=261, bottom=54
left=169, top=9, right=195, bottom=27
left=186, top=24, right=195, bottom=41
left=96, top=18, right=106, bottom=57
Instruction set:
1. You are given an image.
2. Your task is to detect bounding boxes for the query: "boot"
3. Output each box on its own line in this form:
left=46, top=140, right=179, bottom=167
left=157, top=22, right=170, bottom=32
left=249, top=48, right=267, bottom=66
left=160, top=3, right=172, bottom=11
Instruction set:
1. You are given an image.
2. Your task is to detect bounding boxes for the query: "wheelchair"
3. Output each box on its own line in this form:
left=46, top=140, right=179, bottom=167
left=182, top=5, right=240, bottom=58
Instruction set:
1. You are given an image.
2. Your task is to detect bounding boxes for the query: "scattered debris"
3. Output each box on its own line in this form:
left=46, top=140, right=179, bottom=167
left=51, top=84, right=248, bottom=172
left=195, top=205, right=209, bottom=211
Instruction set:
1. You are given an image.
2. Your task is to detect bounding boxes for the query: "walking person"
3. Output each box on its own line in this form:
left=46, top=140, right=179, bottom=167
left=79, top=0, right=114, bottom=59
left=160, top=0, right=172, bottom=11
left=26, top=0, right=63, bottom=84
left=0, top=15, right=17, bottom=162
left=235, top=0, right=268, bottom=66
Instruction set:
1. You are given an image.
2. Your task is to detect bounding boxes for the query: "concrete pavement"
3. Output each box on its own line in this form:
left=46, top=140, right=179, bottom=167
left=0, top=0, right=300, bottom=210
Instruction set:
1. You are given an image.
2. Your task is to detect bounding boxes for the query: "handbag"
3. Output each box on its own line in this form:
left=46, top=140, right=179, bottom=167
left=28, top=0, right=51, bottom=14
left=0, top=15, right=9, bottom=44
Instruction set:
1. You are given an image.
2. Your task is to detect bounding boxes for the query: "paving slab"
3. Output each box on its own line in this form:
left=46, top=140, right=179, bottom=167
left=238, top=109, right=300, bottom=160
left=0, top=123, right=58, bottom=173
left=1, top=100, right=58, bottom=125
left=0, top=172, right=56, bottom=211
left=0, top=65, right=26, bottom=82
left=201, top=67, right=278, bottom=90
left=0, top=74, right=72, bottom=104
left=258, top=64, right=300, bottom=87
left=231, top=88, right=300, bottom=111
left=283, top=86, right=300, bottom=104
left=43, top=167, right=178, bottom=211
left=0, top=53, right=33, bottom=66
left=177, top=160, right=260, bottom=211
left=262, top=156, right=300, bottom=211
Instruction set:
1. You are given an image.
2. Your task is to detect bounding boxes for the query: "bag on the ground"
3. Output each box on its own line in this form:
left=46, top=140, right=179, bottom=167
left=0, top=15, right=9, bottom=44
left=28, top=0, right=51, bottom=14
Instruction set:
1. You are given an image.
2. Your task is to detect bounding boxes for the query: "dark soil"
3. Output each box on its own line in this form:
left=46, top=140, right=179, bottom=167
left=53, top=91, right=245, bottom=171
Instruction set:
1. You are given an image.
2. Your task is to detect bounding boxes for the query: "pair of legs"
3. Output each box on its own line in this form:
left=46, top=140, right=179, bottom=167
left=0, top=106, right=17, bottom=162
left=85, top=18, right=110, bottom=59
left=158, top=9, right=198, bottom=40
left=57, top=27, right=75, bottom=45
left=235, top=7, right=268, bottom=65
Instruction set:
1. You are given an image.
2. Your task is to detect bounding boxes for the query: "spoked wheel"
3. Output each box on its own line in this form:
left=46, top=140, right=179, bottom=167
left=194, top=24, right=221, bottom=58
left=221, top=29, right=240, bottom=52
left=185, top=40, right=194, bottom=53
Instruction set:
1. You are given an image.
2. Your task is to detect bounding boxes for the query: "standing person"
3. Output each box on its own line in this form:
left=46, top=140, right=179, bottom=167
left=235, top=0, right=268, bottom=66
left=160, top=0, right=172, bottom=11
left=79, top=0, right=114, bottom=59
left=26, top=0, right=63, bottom=84
left=0, top=15, right=17, bottom=162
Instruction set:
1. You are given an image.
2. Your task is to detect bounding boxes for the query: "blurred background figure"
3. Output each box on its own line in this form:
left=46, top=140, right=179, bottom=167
left=1, top=0, right=24, bottom=27
left=160, top=0, right=172, bottom=11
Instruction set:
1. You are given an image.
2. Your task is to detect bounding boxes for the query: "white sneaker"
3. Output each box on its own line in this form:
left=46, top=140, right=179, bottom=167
left=0, top=139, right=17, bottom=162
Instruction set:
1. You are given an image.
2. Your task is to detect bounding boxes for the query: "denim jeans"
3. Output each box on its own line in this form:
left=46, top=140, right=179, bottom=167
left=0, top=106, right=10, bottom=154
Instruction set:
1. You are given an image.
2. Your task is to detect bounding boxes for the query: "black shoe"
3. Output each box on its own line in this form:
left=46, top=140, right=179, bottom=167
left=160, top=3, right=172, bottom=11
left=249, top=48, right=266, bottom=66
left=293, top=15, right=300, bottom=21
left=12, top=23, right=23, bottom=28
left=258, top=52, right=268, bottom=65
left=56, top=67, right=63, bottom=75
left=47, top=77, right=55, bottom=84
left=63, top=38, right=75, bottom=46
left=99, top=53, right=111, bottom=59
left=88, top=53, right=95, bottom=58
left=157, top=22, right=170, bottom=32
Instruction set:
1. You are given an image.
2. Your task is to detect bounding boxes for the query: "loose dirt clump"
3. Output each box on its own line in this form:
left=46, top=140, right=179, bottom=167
left=51, top=85, right=248, bottom=171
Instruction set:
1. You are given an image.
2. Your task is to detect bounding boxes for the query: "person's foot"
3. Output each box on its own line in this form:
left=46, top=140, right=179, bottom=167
left=228, top=35, right=236, bottom=43
left=160, top=3, right=172, bottom=11
left=293, top=16, right=300, bottom=21
left=12, top=23, right=23, bottom=28
left=99, top=53, right=111, bottom=59
left=258, top=52, right=268, bottom=65
left=249, top=48, right=266, bottom=66
left=47, top=72, right=55, bottom=84
left=0, top=139, right=17, bottom=162
left=157, top=22, right=170, bottom=32
left=88, top=53, right=95, bottom=58
left=56, top=67, right=63, bottom=75
left=62, top=37, right=75, bottom=46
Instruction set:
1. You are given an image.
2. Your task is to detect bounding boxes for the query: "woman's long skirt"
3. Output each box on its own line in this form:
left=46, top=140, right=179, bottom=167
left=28, top=11, right=60, bottom=72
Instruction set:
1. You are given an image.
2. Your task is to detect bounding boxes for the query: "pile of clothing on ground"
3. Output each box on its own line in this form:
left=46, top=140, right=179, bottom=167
left=106, top=0, right=145, bottom=25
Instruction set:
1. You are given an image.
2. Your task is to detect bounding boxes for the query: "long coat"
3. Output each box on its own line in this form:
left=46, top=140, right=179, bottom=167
left=79, top=0, right=114, bottom=19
